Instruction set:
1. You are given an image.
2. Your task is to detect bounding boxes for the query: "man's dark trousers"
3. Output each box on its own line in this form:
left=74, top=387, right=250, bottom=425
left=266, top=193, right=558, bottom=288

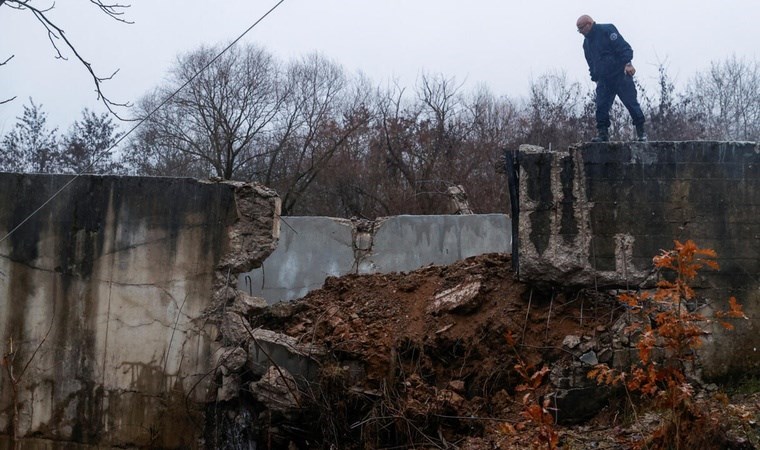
left=595, top=72, right=645, bottom=131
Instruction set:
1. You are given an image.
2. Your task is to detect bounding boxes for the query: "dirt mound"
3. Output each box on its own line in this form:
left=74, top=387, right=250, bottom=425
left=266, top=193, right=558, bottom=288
left=235, top=252, right=759, bottom=449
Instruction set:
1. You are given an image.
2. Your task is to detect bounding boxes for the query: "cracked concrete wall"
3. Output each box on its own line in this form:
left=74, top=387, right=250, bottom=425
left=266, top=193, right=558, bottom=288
left=0, top=173, right=280, bottom=448
left=510, top=141, right=760, bottom=378
left=238, top=214, right=511, bottom=303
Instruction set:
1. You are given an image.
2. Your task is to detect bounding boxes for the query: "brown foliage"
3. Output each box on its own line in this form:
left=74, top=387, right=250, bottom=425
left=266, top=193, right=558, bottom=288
left=588, top=240, right=748, bottom=449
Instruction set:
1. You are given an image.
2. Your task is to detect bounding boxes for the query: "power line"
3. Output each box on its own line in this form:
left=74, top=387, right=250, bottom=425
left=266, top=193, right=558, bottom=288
left=0, top=0, right=286, bottom=246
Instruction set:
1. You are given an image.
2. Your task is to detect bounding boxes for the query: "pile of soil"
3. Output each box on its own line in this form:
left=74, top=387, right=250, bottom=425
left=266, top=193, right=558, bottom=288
left=247, top=253, right=759, bottom=449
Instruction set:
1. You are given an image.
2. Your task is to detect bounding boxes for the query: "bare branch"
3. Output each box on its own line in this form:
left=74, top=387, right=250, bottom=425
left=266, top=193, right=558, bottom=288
left=89, top=0, right=133, bottom=24
left=4, top=0, right=132, bottom=118
left=1, top=55, right=17, bottom=103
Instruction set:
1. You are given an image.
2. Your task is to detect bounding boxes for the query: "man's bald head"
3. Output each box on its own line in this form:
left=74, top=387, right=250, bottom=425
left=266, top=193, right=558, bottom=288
left=576, top=15, right=593, bottom=27
left=576, top=15, right=594, bottom=35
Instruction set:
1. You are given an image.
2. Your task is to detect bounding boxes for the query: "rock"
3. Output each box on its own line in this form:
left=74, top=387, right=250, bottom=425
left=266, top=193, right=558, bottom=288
left=563, top=335, right=581, bottom=349
left=436, top=389, right=465, bottom=409
left=597, top=348, right=613, bottom=364
left=218, top=346, right=248, bottom=373
left=580, top=351, right=599, bottom=366
left=250, top=366, right=301, bottom=413
left=448, top=380, right=465, bottom=394
left=220, top=312, right=254, bottom=345
left=580, top=339, right=597, bottom=353
left=428, top=280, right=483, bottom=314
left=268, top=301, right=296, bottom=318
left=248, top=329, right=325, bottom=383
left=230, top=290, right=268, bottom=316
left=217, top=373, right=241, bottom=402
left=551, top=385, right=612, bottom=424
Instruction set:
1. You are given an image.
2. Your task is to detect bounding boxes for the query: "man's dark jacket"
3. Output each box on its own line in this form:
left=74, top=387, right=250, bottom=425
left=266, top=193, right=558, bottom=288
left=583, top=23, right=633, bottom=81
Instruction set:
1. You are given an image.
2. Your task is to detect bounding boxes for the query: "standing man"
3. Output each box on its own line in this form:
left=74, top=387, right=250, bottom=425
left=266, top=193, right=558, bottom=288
left=576, top=15, right=647, bottom=142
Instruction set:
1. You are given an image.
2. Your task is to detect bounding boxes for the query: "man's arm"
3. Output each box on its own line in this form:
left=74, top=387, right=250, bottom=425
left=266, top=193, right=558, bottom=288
left=608, top=25, right=634, bottom=68
left=583, top=41, right=596, bottom=81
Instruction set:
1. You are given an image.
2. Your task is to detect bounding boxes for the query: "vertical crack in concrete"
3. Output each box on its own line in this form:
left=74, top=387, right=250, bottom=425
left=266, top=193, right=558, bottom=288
left=211, top=181, right=281, bottom=307
left=350, top=218, right=376, bottom=274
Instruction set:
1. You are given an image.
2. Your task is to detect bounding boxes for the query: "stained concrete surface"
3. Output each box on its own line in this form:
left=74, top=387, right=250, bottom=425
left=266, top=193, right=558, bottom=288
left=0, top=173, right=280, bottom=448
left=509, top=141, right=760, bottom=378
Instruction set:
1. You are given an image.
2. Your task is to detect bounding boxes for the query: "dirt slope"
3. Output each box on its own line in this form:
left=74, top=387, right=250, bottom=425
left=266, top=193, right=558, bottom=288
left=247, top=253, right=759, bottom=449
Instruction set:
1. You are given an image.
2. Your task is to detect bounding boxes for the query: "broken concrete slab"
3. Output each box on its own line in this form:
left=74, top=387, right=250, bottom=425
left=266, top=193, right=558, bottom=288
left=247, top=329, right=326, bottom=383
left=217, top=346, right=249, bottom=374
left=427, top=279, right=484, bottom=314
left=250, top=366, right=301, bottom=413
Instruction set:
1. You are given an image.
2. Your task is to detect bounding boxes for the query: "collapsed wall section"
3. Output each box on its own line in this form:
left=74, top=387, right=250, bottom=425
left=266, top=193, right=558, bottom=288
left=237, top=214, right=511, bottom=303
left=0, top=173, right=280, bottom=448
left=509, top=141, right=760, bottom=378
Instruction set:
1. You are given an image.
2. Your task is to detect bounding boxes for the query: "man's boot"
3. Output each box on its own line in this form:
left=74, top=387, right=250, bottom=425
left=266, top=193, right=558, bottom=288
left=636, top=124, right=648, bottom=142
left=591, top=128, right=609, bottom=142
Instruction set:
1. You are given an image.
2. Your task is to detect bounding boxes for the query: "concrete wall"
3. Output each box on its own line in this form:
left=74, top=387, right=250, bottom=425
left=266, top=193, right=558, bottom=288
left=510, top=141, right=760, bottom=378
left=238, top=214, right=511, bottom=303
left=0, top=173, right=280, bottom=448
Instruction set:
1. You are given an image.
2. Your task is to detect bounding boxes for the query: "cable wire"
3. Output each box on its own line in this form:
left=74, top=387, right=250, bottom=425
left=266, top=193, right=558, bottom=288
left=0, top=0, right=286, bottom=246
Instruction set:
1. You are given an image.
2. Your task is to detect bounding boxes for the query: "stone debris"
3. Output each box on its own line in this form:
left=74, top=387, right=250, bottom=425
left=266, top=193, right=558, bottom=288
left=580, top=350, right=599, bottom=366
left=229, top=291, right=268, bottom=316
left=562, top=335, right=581, bottom=349
left=217, top=373, right=241, bottom=402
left=447, top=184, right=474, bottom=215
left=250, top=366, right=301, bottom=413
left=247, top=329, right=325, bottom=383
left=427, top=279, right=483, bottom=314
left=220, top=312, right=254, bottom=345
left=208, top=252, right=758, bottom=449
left=217, top=346, right=248, bottom=374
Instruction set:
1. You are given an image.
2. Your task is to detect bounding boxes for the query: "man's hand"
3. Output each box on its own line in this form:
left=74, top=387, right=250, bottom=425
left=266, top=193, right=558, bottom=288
left=625, top=63, right=636, bottom=76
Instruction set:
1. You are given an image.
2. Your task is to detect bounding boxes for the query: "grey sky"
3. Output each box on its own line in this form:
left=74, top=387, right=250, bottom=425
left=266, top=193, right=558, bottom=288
left=1, top=0, right=758, bottom=133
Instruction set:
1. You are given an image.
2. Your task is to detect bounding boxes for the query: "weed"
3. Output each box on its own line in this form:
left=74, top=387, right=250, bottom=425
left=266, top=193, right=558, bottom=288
left=504, top=330, right=559, bottom=450
left=588, top=240, right=748, bottom=449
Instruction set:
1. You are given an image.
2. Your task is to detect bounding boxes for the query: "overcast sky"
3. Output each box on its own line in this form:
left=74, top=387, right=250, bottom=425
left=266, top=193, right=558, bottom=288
left=1, top=0, right=758, bottom=133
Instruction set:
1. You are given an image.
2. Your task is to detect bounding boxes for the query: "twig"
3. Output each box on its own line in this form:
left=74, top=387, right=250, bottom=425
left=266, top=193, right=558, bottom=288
left=6, top=1, right=131, bottom=117
left=521, top=287, right=533, bottom=344
left=0, top=54, right=16, bottom=104
left=545, top=289, right=555, bottom=340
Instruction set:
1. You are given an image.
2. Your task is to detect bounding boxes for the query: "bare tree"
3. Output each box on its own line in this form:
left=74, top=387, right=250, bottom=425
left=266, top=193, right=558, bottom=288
left=372, top=80, right=426, bottom=213
left=1, top=0, right=131, bottom=114
left=361, top=74, right=484, bottom=216
left=521, top=71, right=590, bottom=148
left=460, top=85, right=519, bottom=213
left=260, top=53, right=372, bottom=215
left=685, top=55, right=760, bottom=141
left=124, top=44, right=285, bottom=180
left=637, top=63, right=706, bottom=141
left=123, top=46, right=371, bottom=215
